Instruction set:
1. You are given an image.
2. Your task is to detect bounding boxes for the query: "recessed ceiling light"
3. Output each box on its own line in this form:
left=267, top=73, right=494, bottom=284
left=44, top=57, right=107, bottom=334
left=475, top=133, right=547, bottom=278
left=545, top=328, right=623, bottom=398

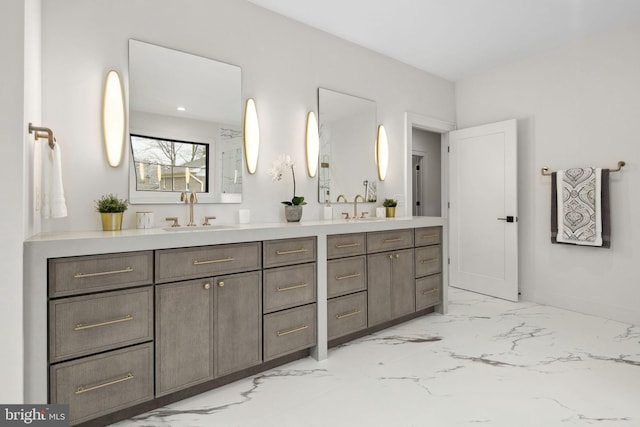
left=177, top=106, right=186, bottom=111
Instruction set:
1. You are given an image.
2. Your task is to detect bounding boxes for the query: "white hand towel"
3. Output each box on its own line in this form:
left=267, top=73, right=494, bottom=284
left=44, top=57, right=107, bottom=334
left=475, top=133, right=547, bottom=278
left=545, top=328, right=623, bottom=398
left=43, top=143, right=68, bottom=219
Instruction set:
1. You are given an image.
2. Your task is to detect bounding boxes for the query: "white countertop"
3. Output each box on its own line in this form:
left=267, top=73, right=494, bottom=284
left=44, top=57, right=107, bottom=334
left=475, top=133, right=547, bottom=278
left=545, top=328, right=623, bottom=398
left=25, top=216, right=446, bottom=258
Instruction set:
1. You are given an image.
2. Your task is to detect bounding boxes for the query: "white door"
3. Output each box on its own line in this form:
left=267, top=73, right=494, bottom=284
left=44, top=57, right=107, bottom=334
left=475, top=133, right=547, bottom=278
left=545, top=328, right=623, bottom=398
left=449, top=119, right=518, bottom=301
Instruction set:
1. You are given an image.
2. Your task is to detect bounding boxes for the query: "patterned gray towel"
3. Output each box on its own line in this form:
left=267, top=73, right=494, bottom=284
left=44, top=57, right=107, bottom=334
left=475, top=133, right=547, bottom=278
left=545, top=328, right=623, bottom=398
left=551, top=168, right=610, bottom=248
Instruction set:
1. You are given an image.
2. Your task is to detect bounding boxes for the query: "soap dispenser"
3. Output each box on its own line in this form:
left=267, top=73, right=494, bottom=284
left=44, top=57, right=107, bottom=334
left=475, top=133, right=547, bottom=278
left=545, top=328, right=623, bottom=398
left=323, top=199, right=333, bottom=220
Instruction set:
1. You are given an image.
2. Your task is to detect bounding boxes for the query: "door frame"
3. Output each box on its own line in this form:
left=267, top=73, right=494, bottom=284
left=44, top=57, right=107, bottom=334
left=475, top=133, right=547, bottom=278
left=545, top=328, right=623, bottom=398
left=404, top=112, right=455, bottom=314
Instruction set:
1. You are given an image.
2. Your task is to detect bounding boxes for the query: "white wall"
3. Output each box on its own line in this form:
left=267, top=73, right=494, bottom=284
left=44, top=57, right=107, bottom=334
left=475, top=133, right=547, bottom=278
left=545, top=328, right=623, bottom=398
left=39, top=0, right=455, bottom=232
left=0, top=0, right=41, bottom=404
left=456, top=23, right=640, bottom=325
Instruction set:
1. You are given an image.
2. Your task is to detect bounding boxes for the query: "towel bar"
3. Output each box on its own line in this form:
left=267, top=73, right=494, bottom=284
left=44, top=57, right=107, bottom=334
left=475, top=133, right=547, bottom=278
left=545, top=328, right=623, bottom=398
left=541, top=161, right=625, bottom=176
left=28, top=123, right=55, bottom=149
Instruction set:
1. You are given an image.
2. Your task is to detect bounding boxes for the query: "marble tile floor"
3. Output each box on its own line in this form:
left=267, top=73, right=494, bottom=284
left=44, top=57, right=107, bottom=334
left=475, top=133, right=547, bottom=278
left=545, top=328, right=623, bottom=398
left=111, top=288, right=640, bottom=427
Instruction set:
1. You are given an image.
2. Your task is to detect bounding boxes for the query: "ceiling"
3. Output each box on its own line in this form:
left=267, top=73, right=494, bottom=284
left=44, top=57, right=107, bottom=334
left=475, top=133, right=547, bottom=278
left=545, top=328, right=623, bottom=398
left=247, top=0, right=640, bottom=81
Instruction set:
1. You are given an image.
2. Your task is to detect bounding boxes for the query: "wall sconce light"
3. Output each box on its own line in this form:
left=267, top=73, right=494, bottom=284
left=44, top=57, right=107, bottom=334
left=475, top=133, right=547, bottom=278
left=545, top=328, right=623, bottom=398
left=243, top=98, right=260, bottom=174
left=102, top=70, right=125, bottom=167
left=306, top=111, right=319, bottom=177
left=376, top=125, right=389, bottom=180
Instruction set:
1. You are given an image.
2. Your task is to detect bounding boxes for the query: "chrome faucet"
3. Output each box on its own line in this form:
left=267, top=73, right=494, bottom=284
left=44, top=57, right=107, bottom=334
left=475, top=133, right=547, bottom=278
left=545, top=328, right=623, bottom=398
left=353, top=194, right=365, bottom=219
left=180, top=191, right=198, bottom=226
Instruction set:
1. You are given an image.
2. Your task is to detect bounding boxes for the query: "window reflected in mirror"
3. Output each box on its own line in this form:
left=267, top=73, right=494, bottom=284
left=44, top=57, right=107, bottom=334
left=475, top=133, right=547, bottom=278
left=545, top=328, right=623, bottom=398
left=131, top=135, right=208, bottom=192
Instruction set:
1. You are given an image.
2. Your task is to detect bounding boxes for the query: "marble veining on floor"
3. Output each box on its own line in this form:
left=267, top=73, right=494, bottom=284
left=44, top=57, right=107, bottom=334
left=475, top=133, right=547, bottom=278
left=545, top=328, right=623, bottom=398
left=111, top=288, right=640, bottom=426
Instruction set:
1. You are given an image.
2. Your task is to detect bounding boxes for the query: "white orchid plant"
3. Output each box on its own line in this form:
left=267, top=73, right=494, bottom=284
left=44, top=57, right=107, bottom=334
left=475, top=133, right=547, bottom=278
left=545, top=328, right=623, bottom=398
left=268, top=154, right=306, bottom=206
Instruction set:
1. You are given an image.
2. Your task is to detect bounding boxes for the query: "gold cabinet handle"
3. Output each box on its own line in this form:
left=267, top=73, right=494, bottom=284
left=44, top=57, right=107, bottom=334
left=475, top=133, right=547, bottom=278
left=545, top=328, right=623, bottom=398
left=193, top=257, right=234, bottom=265
left=335, top=309, right=361, bottom=319
left=218, top=281, right=225, bottom=287
left=75, top=372, right=133, bottom=395
left=335, top=273, right=361, bottom=281
left=420, top=258, right=440, bottom=264
left=388, top=254, right=393, bottom=259
left=276, top=325, right=308, bottom=336
left=277, top=283, right=308, bottom=292
left=395, top=254, right=400, bottom=259
left=204, top=283, right=211, bottom=290
left=422, top=288, right=440, bottom=295
left=275, top=248, right=309, bottom=255
left=383, top=238, right=403, bottom=243
left=420, top=233, right=438, bottom=239
left=74, top=266, right=133, bottom=279
left=74, top=314, right=133, bottom=331
left=335, top=242, right=361, bottom=248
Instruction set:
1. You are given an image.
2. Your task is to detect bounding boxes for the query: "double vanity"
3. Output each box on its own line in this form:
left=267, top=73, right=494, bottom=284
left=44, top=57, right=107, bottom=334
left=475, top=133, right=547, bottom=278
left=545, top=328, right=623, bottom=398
left=24, top=217, right=446, bottom=426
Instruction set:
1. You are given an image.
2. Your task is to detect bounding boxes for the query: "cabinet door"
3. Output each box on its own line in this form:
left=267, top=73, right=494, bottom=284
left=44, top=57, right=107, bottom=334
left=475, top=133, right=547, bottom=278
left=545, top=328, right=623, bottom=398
left=391, top=248, right=415, bottom=319
left=214, top=271, right=262, bottom=377
left=156, top=279, right=214, bottom=396
left=367, top=252, right=392, bottom=327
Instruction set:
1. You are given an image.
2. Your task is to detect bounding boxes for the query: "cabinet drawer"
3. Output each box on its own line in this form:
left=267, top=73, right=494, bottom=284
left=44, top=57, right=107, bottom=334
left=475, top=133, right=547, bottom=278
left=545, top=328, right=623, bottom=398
left=263, top=264, right=316, bottom=314
left=327, top=233, right=366, bottom=259
left=416, top=274, right=442, bottom=310
left=414, top=227, right=441, bottom=247
left=328, top=292, right=367, bottom=341
left=263, top=304, right=316, bottom=361
left=49, top=287, right=153, bottom=363
left=156, top=242, right=261, bottom=283
left=48, top=251, right=153, bottom=298
left=415, top=245, right=442, bottom=278
left=50, top=342, right=154, bottom=426
left=263, top=237, right=316, bottom=268
left=366, top=229, right=414, bottom=253
left=327, top=255, right=367, bottom=298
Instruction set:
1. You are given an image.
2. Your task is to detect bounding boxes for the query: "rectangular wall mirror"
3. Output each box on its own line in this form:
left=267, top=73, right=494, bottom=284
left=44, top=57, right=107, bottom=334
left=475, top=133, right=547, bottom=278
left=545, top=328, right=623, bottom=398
left=128, top=39, right=242, bottom=204
left=318, top=88, right=378, bottom=203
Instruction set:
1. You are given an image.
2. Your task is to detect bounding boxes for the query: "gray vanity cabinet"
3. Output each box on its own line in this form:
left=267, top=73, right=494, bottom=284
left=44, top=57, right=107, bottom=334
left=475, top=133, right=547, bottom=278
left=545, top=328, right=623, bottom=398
left=414, top=226, right=443, bottom=310
left=214, top=271, right=262, bottom=377
left=155, top=278, right=215, bottom=396
left=367, top=248, right=415, bottom=326
left=156, top=271, right=263, bottom=395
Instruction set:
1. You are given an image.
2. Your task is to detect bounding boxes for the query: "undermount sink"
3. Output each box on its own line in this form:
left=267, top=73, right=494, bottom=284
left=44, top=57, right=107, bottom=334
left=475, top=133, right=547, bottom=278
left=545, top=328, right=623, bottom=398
left=162, top=224, right=238, bottom=232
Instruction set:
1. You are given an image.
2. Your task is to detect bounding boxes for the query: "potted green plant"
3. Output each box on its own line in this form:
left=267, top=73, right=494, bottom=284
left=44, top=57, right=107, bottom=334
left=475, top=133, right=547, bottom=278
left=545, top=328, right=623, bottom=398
left=95, top=193, right=128, bottom=231
left=383, top=198, right=397, bottom=218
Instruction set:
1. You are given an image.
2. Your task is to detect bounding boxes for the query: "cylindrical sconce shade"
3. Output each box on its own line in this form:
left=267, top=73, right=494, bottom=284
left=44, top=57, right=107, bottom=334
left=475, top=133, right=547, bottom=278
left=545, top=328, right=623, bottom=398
left=102, top=70, right=125, bottom=167
left=244, top=98, right=259, bottom=174
left=306, top=111, right=320, bottom=177
left=376, top=125, right=389, bottom=180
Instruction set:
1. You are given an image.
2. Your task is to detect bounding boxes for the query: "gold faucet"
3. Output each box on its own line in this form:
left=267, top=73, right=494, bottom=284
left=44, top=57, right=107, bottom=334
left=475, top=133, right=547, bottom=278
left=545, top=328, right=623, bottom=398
left=181, top=191, right=198, bottom=226
left=336, top=194, right=348, bottom=203
left=353, top=194, right=365, bottom=219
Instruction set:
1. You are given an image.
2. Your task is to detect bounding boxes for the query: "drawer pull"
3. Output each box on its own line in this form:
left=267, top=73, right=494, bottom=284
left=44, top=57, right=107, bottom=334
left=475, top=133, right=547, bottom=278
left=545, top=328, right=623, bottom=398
left=193, top=256, right=235, bottom=265
left=420, top=233, right=438, bottom=239
left=74, top=314, right=133, bottom=331
left=336, top=309, right=361, bottom=319
left=276, top=325, right=308, bottom=337
left=335, top=273, right=361, bottom=281
left=420, top=258, right=440, bottom=264
left=422, top=288, right=440, bottom=295
left=74, top=266, right=133, bottom=279
left=277, top=283, right=308, bottom=292
left=383, top=238, right=403, bottom=243
left=335, top=242, right=361, bottom=248
left=275, top=248, right=309, bottom=255
left=75, top=372, right=133, bottom=395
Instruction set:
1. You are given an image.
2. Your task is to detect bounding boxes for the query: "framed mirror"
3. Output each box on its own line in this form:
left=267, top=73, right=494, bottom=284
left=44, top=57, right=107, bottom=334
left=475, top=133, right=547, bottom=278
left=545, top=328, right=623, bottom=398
left=128, top=39, right=242, bottom=204
left=318, top=88, right=378, bottom=203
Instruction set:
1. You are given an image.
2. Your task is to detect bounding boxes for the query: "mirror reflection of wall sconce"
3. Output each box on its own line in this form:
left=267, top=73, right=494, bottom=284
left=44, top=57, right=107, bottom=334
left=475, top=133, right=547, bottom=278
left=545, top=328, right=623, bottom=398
left=306, top=111, right=320, bottom=177
left=102, top=70, right=125, bottom=167
left=244, top=98, right=260, bottom=174
left=376, top=125, right=389, bottom=180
